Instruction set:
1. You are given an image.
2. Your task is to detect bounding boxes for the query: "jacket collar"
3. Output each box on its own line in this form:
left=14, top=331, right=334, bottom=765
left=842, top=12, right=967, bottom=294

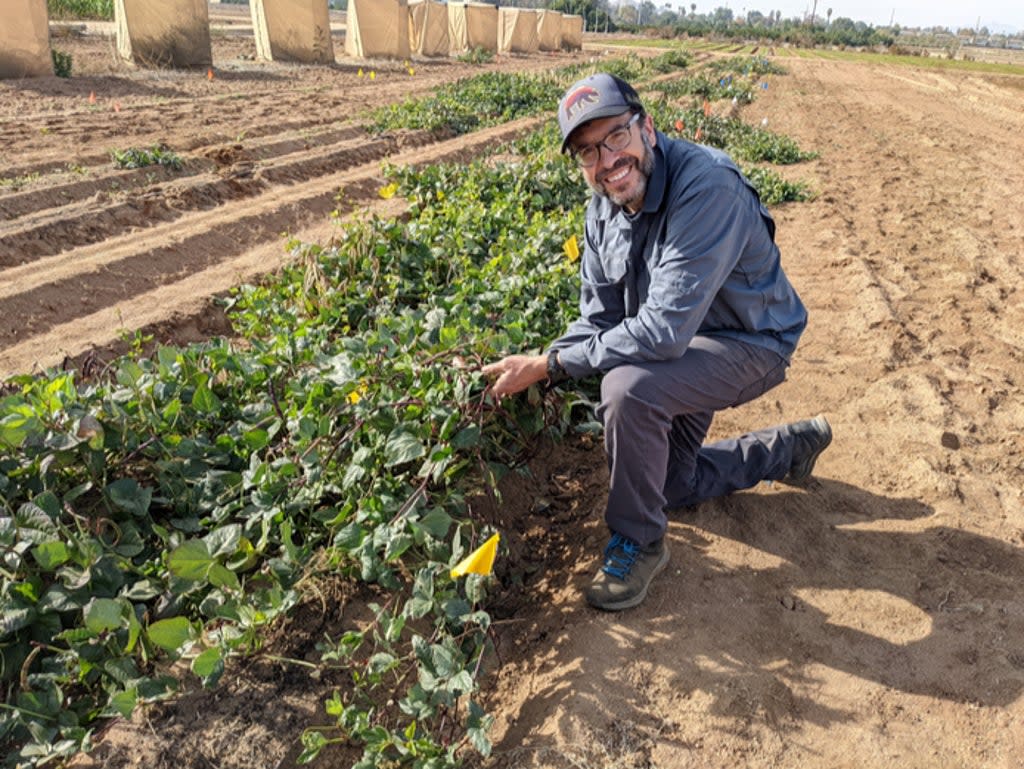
left=639, top=131, right=668, bottom=215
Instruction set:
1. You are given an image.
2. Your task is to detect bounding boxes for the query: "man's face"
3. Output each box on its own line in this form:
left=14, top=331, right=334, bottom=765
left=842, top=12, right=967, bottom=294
left=569, top=111, right=656, bottom=212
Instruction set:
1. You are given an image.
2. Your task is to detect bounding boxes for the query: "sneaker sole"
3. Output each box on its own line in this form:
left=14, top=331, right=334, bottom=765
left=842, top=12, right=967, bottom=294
left=782, top=414, right=832, bottom=485
left=586, top=546, right=670, bottom=612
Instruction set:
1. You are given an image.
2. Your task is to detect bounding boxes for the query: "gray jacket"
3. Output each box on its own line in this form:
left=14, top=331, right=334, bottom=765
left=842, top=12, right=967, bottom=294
left=553, top=130, right=807, bottom=379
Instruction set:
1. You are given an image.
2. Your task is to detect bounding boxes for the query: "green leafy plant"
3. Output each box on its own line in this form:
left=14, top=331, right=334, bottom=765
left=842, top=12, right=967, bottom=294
left=51, top=49, right=72, bottom=78
left=109, top=145, right=184, bottom=171
left=455, top=46, right=494, bottom=65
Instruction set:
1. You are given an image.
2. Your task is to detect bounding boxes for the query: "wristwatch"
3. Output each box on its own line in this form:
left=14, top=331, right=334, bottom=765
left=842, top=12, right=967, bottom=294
left=546, top=349, right=570, bottom=386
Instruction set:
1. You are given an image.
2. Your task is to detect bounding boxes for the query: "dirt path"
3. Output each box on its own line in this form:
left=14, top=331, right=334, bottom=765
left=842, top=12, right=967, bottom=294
left=6, top=33, right=1024, bottom=769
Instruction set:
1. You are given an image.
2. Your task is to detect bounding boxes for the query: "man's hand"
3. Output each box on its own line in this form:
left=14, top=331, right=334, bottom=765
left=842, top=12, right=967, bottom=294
left=480, top=354, right=548, bottom=398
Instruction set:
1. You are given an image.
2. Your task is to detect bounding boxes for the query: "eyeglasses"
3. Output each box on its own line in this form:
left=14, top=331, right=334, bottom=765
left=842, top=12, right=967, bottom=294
left=572, top=113, right=641, bottom=168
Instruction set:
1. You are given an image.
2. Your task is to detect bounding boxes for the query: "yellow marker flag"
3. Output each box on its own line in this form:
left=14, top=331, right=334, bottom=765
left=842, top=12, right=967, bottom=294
left=450, top=533, right=500, bottom=578
left=563, top=234, right=580, bottom=262
left=379, top=182, right=399, bottom=199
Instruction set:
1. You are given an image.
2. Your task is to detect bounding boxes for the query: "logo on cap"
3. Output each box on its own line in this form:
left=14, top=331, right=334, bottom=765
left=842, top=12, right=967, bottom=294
left=563, top=86, right=600, bottom=123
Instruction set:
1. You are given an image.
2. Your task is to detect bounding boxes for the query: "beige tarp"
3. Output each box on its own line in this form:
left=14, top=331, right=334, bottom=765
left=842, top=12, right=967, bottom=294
left=345, top=0, right=411, bottom=59
left=251, top=0, right=335, bottom=63
left=114, top=0, right=212, bottom=68
left=536, top=8, right=562, bottom=52
left=561, top=13, right=583, bottom=50
left=498, top=8, right=538, bottom=54
left=447, top=2, right=498, bottom=53
left=0, top=0, right=52, bottom=78
left=408, top=0, right=448, bottom=57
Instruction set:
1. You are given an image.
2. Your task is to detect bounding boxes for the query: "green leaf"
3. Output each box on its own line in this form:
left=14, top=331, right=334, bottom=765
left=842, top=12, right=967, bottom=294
left=168, top=540, right=214, bottom=582
left=208, top=563, right=240, bottom=591
left=32, top=540, right=70, bottom=570
left=384, top=428, right=426, bottom=467
left=451, top=424, right=481, bottom=449
left=384, top=533, right=413, bottom=562
left=107, top=478, right=152, bottom=516
left=191, top=647, right=224, bottom=687
left=147, top=616, right=193, bottom=653
left=367, top=652, right=397, bottom=675
left=0, top=411, right=41, bottom=449
left=107, top=688, right=137, bottom=718
left=431, top=644, right=460, bottom=678
left=84, top=598, right=124, bottom=634
left=191, top=380, right=221, bottom=413
left=204, top=523, right=241, bottom=558
left=416, top=508, right=452, bottom=540
left=468, top=725, right=492, bottom=757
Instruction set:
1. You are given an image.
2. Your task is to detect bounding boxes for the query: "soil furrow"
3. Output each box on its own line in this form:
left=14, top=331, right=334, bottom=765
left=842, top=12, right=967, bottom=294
left=0, top=133, right=409, bottom=265
left=0, top=115, right=545, bottom=373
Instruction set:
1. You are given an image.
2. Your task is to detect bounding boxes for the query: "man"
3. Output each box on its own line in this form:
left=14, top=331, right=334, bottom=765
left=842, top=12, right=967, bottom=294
left=481, top=73, right=832, bottom=611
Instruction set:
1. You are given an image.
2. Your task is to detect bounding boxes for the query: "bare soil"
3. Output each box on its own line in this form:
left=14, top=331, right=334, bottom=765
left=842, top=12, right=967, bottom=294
left=4, top=22, right=1024, bottom=769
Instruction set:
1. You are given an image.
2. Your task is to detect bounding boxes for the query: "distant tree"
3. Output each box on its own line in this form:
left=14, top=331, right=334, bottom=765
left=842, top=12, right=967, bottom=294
left=827, top=7, right=832, bottom=25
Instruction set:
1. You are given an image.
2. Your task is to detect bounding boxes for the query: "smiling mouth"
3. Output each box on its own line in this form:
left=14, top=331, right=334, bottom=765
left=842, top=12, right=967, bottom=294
left=602, top=162, right=633, bottom=185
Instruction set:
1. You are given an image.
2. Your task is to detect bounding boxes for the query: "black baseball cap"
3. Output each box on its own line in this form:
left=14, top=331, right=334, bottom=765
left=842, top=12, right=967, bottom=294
left=557, top=73, right=644, bottom=153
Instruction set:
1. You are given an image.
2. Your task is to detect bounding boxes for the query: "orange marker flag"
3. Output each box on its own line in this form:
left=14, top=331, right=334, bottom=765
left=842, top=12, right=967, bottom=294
left=113, top=102, right=121, bottom=113
left=88, top=91, right=96, bottom=104
left=207, top=68, right=214, bottom=80
left=450, top=533, right=500, bottom=578
left=702, top=98, right=711, bottom=117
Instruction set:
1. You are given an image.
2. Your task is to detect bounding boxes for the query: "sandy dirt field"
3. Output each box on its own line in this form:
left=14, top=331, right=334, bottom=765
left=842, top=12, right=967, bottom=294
left=4, top=17, right=1024, bottom=769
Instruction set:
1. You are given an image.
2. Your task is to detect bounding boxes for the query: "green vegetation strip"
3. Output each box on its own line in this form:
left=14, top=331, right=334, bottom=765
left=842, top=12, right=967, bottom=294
left=0, top=53, right=814, bottom=768
left=47, top=0, right=113, bottom=21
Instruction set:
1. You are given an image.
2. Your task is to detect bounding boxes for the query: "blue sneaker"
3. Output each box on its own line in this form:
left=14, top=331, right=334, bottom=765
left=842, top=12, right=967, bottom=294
left=585, top=533, right=669, bottom=611
left=782, top=415, right=832, bottom=484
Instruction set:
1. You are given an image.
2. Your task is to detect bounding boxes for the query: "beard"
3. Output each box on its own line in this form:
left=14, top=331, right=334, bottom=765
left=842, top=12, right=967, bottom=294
left=586, top=133, right=656, bottom=211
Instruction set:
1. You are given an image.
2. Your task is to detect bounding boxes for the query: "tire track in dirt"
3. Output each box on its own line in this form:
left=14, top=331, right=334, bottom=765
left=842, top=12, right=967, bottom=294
left=764, top=58, right=1023, bottom=512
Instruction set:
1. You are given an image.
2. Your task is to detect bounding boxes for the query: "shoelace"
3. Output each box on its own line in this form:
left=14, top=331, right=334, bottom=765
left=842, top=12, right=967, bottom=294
left=602, top=533, right=640, bottom=580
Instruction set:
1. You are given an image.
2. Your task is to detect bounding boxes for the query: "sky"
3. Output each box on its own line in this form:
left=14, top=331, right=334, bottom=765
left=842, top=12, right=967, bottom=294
left=707, top=0, right=1024, bottom=33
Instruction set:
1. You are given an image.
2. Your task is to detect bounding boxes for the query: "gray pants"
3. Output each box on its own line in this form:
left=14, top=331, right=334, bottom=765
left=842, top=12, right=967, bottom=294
left=596, top=335, right=794, bottom=546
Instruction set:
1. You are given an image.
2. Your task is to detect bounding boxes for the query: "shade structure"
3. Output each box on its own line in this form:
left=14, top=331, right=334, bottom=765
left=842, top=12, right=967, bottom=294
left=536, top=8, right=562, bottom=52
left=498, top=8, right=538, bottom=54
left=250, top=0, right=335, bottom=63
left=114, top=0, right=212, bottom=68
left=0, top=0, right=52, bottom=78
left=561, top=13, right=583, bottom=50
left=345, top=0, right=411, bottom=59
left=408, top=0, right=449, bottom=57
left=447, top=2, right=498, bottom=53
